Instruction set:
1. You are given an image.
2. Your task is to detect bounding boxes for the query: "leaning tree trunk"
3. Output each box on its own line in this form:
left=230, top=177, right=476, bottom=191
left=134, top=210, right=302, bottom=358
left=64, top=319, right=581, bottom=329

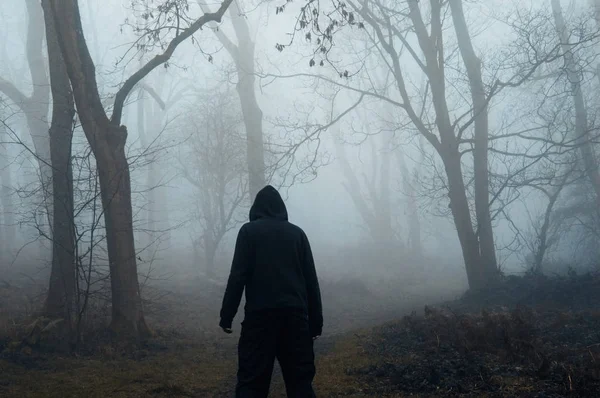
left=136, top=78, right=149, bottom=250
left=42, top=0, right=76, bottom=320
left=146, top=70, right=167, bottom=247
left=450, top=0, right=498, bottom=279
left=533, top=182, right=565, bottom=273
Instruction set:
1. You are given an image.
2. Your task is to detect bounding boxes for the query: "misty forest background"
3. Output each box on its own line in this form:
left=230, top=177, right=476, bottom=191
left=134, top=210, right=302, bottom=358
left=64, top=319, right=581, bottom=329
left=1, top=1, right=600, bottom=395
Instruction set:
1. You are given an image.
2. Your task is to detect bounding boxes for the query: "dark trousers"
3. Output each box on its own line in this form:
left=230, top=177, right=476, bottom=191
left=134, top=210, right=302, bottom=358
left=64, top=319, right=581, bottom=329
left=235, top=309, right=316, bottom=398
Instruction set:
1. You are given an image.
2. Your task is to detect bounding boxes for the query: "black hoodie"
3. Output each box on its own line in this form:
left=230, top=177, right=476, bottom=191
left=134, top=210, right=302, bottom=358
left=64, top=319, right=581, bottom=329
left=219, top=185, right=323, bottom=337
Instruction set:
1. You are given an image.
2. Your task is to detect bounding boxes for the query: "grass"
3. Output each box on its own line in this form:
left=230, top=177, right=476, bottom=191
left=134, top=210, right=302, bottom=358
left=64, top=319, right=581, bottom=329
left=0, top=340, right=237, bottom=397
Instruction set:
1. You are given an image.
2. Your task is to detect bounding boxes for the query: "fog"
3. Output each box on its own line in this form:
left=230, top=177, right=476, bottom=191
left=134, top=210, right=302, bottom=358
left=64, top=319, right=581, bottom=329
left=1, top=0, right=599, bottom=346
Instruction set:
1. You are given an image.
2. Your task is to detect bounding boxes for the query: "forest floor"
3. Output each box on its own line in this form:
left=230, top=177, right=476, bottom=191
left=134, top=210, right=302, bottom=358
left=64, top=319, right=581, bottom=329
left=1, top=271, right=599, bottom=397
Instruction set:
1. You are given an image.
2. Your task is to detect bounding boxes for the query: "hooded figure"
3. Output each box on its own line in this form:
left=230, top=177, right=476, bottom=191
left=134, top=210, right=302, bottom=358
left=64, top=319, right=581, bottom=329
left=219, top=185, right=323, bottom=398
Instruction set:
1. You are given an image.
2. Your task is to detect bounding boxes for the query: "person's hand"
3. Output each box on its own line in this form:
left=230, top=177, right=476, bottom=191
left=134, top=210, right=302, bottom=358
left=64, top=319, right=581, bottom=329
left=222, top=327, right=233, bottom=334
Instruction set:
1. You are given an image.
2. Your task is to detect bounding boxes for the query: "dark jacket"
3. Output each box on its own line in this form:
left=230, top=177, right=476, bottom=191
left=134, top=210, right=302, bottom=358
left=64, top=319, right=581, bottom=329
left=219, top=185, right=323, bottom=337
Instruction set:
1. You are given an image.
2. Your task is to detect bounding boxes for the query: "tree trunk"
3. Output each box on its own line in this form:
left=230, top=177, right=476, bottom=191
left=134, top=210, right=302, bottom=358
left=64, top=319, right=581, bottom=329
left=42, top=0, right=76, bottom=320
left=203, top=0, right=266, bottom=200
left=533, top=184, right=564, bottom=273
left=136, top=80, right=148, bottom=250
left=397, top=150, right=423, bottom=258
left=450, top=0, right=498, bottom=279
left=146, top=70, right=166, bottom=246
left=98, top=145, right=149, bottom=338
left=376, top=135, right=393, bottom=240
left=24, top=114, right=53, bottom=225
left=0, top=123, right=15, bottom=255
left=24, top=0, right=53, bottom=224
left=552, top=0, right=600, bottom=204
left=136, top=67, right=167, bottom=251
left=204, top=237, right=217, bottom=279
left=443, top=150, right=485, bottom=289
left=236, top=47, right=265, bottom=200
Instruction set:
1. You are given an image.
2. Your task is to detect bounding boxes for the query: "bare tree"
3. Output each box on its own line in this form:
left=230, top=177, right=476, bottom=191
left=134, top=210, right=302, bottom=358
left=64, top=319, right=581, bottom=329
left=135, top=65, right=166, bottom=252
left=47, top=0, right=234, bottom=340
left=271, top=0, right=572, bottom=288
left=180, top=88, right=247, bottom=278
left=0, top=0, right=52, bottom=236
left=344, top=0, right=497, bottom=289
left=334, top=127, right=396, bottom=246
left=551, top=0, right=600, bottom=205
left=531, top=174, right=570, bottom=273
left=134, top=74, right=189, bottom=253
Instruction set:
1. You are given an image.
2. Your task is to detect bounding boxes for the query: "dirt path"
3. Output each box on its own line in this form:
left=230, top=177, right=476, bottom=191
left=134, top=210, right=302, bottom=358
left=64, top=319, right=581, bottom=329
left=211, top=334, right=348, bottom=397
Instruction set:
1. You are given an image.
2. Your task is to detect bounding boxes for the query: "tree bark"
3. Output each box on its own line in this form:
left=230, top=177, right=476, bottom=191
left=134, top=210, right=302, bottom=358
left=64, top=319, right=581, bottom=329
left=450, top=0, right=498, bottom=279
left=42, top=0, right=77, bottom=321
left=552, top=0, right=600, bottom=205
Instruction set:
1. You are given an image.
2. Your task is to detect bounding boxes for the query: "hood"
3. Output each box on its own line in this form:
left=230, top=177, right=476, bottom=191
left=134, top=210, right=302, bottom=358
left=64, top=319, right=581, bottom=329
left=249, top=185, right=288, bottom=222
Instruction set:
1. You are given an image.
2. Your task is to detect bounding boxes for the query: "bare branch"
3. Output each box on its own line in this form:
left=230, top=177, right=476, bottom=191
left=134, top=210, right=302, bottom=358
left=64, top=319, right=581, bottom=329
left=111, top=0, right=235, bottom=125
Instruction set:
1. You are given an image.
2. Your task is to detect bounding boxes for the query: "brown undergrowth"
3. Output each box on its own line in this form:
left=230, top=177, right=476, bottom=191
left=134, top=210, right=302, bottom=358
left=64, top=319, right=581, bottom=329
left=338, top=273, right=600, bottom=397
